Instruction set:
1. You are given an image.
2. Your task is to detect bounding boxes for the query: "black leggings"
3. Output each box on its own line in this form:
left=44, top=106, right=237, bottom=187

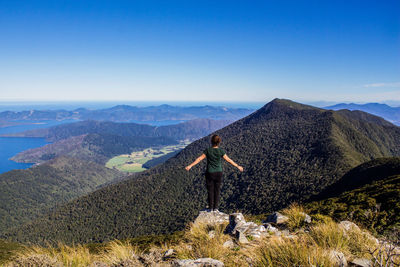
left=205, top=171, right=223, bottom=210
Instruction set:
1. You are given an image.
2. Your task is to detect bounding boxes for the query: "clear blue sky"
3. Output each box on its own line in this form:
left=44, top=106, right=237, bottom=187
left=0, top=0, right=399, bottom=104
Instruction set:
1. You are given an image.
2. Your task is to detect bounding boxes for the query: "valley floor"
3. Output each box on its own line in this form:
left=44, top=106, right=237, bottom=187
left=105, top=141, right=190, bottom=172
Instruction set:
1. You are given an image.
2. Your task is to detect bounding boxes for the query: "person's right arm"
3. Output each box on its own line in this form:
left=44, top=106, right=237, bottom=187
left=223, top=154, right=243, bottom=172
left=185, top=153, right=206, bottom=171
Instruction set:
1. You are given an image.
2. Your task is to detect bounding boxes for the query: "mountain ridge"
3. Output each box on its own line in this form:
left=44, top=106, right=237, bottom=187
left=5, top=98, right=400, bottom=245
left=325, top=102, right=400, bottom=126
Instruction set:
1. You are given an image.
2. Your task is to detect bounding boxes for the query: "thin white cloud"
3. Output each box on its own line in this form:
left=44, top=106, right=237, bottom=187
left=363, top=82, right=400, bottom=88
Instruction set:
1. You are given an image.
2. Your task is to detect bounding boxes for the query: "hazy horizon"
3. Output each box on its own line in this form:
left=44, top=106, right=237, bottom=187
left=1, top=99, right=400, bottom=113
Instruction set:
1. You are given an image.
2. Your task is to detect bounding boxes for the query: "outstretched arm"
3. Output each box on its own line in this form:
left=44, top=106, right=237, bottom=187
left=223, top=154, right=244, bottom=172
left=185, top=154, right=206, bottom=171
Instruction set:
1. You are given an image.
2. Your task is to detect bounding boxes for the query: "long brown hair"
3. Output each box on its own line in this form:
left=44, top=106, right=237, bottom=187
left=211, top=134, right=221, bottom=146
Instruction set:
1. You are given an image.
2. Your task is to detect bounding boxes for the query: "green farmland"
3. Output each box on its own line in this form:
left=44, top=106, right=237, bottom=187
left=105, top=141, right=190, bottom=173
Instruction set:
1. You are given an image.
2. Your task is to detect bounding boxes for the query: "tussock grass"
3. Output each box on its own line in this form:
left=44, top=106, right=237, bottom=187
left=281, top=203, right=309, bottom=230
left=6, top=243, right=93, bottom=267
left=253, top=235, right=335, bottom=267
left=308, top=220, right=350, bottom=252
left=308, top=219, right=379, bottom=260
left=345, top=224, right=379, bottom=258
left=174, top=221, right=231, bottom=260
left=97, top=240, right=140, bottom=265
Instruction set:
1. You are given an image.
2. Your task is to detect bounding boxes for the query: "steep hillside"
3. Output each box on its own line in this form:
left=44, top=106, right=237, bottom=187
left=306, top=157, right=400, bottom=234
left=5, top=99, right=400, bottom=245
left=142, top=150, right=181, bottom=169
left=11, top=134, right=177, bottom=164
left=3, top=118, right=231, bottom=142
left=0, top=156, right=125, bottom=235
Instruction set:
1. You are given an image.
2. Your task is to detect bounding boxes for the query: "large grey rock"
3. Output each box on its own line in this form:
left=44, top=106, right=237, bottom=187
left=194, top=211, right=229, bottom=225
left=265, top=212, right=289, bottom=224
left=349, top=258, right=372, bottom=267
left=173, top=258, right=224, bottom=267
left=225, top=213, right=267, bottom=240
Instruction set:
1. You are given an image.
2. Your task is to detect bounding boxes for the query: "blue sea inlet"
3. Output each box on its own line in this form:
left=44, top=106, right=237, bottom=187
left=0, top=120, right=74, bottom=174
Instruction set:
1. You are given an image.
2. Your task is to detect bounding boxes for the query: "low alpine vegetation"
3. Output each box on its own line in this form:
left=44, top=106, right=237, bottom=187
left=4, top=204, right=400, bottom=267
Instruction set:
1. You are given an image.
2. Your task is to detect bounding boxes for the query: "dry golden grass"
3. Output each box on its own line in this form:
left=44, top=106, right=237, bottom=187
left=281, top=203, right=309, bottom=230
left=308, top=220, right=350, bottom=252
left=96, top=240, right=140, bottom=265
left=6, top=243, right=94, bottom=267
left=174, top=221, right=231, bottom=259
left=4, top=205, right=389, bottom=267
left=253, top=235, right=336, bottom=267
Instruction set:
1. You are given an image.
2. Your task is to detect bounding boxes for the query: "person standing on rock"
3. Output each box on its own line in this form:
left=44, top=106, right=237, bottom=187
left=185, top=134, right=243, bottom=212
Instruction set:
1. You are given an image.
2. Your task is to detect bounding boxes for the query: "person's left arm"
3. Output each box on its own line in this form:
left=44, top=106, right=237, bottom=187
left=223, top=154, right=244, bottom=172
left=185, top=154, right=206, bottom=171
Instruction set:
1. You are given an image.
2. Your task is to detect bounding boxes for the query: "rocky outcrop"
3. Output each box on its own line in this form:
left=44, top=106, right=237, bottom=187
left=264, top=212, right=289, bottom=224
left=194, top=210, right=229, bottom=225
left=225, top=213, right=267, bottom=240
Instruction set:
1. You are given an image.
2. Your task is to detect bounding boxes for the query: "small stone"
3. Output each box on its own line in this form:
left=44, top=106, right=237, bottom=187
left=349, top=258, right=372, bottom=267
left=163, top=248, right=175, bottom=259
left=208, top=230, right=216, bottom=239
left=235, top=231, right=249, bottom=244
left=92, top=262, right=109, bottom=267
left=274, top=231, right=282, bottom=236
left=223, top=240, right=235, bottom=249
left=339, top=221, right=360, bottom=232
left=281, top=229, right=290, bottom=236
left=265, top=212, right=289, bottom=224
left=264, top=223, right=278, bottom=233
left=302, top=213, right=312, bottom=223
left=173, top=258, right=224, bottom=267
left=329, top=250, right=347, bottom=267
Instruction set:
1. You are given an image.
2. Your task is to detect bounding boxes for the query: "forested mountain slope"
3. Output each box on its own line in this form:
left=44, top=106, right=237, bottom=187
left=3, top=118, right=232, bottom=142
left=0, top=156, right=125, bottom=235
left=5, top=99, right=400, bottom=245
left=11, top=134, right=177, bottom=164
left=306, top=157, right=400, bottom=235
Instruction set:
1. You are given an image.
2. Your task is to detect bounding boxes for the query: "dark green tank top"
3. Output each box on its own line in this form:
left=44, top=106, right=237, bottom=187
left=203, top=147, right=226, bottom=173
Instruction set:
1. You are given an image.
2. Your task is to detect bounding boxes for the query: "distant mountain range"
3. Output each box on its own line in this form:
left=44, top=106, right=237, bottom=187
left=6, top=119, right=232, bottom=164
left=0, top=156, right=126, bottom=235
left=5, top=99, right=400, bottom=245
left=325, top=102, right=400, bottom=126
left=3, top=118, right=232, bottom=142
left=0, top=104, right=253, bottom=122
